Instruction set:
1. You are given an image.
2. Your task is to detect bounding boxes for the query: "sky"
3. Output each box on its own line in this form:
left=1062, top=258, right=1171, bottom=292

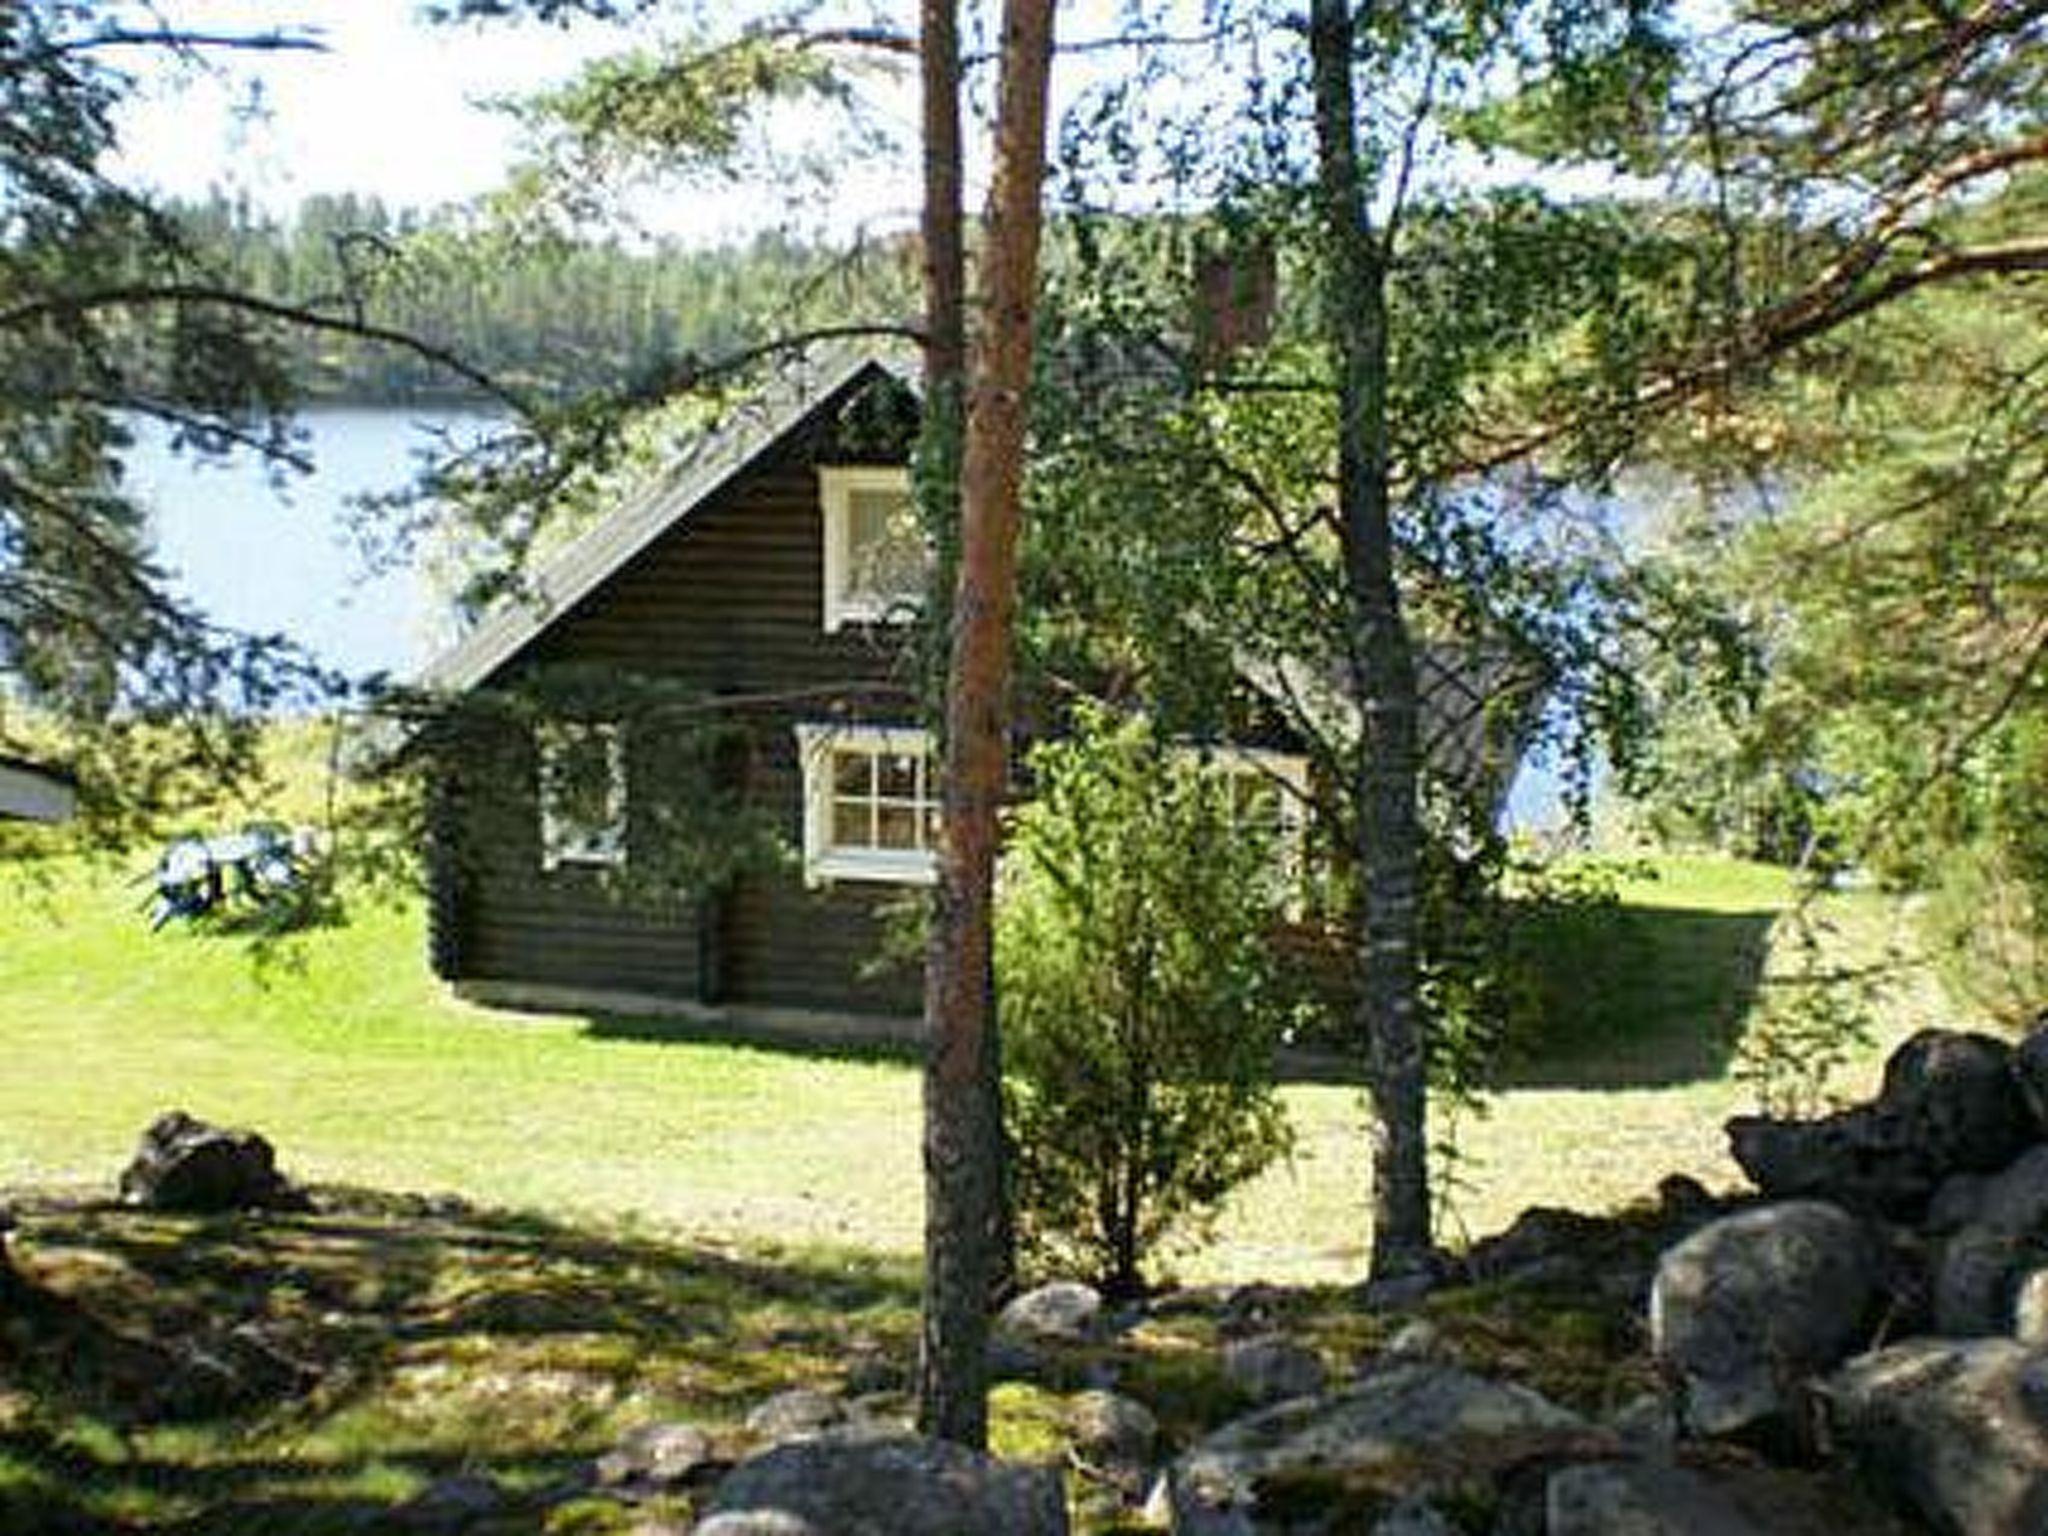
left=114, top=1, right=929, bottom=243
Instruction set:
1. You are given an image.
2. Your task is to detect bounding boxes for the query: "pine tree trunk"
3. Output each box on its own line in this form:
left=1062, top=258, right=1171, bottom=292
left=1306, top=0, right=1433, bottom=1283
left=918, top=0, right=1057, bottom=1449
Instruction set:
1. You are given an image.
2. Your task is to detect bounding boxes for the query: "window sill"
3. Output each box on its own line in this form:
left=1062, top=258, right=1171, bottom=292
left=542, top=849, right=626, bottom=873
left=806, top=850, right=937, bottom=887
left=824, top=599, right=923, bottom=634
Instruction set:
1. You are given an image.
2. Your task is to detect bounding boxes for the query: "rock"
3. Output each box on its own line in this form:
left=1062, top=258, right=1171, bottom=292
left=1220, top=1332, right=1326, bottom=1404
left=1385, top=1319, right=1453, bottom=1363
left=1218, top=1282, right=1289, bottom=1337
left=1932, top=1145, right=2048, bottom=1336
left=118, top=1110, right=305, bottom=1213
left=594, top=1420, right=719, bottom=1492
left=1727, top=1030, right=2032, bottom=1219
left=743, top=1388, right=869, bottom=1446
left=1657, top=1173, right=1720, bottom=1219
left=1166, top=1361, right=1596, bottom=1534
left=2012, top=1014, right=2048, bottom=1136
left=692, top=1515, right=820, bottom=1536
left=1649, top=1200, right=1877, bottom=1437
left=1606, top=1394, right=1679, bottom=1449
left=383, top=1473, right=505, bottom=1532
left=152, top=1324, right=317, bottom=1418
left=1883, top=1028, right=2033, bottom=1172
left=2016, top=1268, right=2048, bottom=1344
left=998, top=1281, right=1105, bottom=1345
left=1465, top=1205, right=1612, bottom=1283
left=841, top=1346, right=903, bottom=1396
left=1545, top=1460, right=1770, bottom=1535
left=1926, top=1173, right=1990, bottom=1235
left=1822, top=1337, right=2048, bottom=1535
left=703, top=1435, right=1067, bottom=1535
left=1933, top=1224, right=2023, bottom=1337
left=1372, top=1495, right=1456, bottom=1534
left=1066, top=1388, right=1158, bottom=1468
left=1358, top=1268, right=1439, bottom=1310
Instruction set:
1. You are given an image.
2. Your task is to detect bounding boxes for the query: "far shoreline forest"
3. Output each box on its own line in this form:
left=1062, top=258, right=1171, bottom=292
left=172, top=192, right=914, bottom=405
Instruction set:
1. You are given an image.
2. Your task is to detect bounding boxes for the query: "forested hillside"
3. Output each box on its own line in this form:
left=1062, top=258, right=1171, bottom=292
left=171, top=192, right=914, bottom=402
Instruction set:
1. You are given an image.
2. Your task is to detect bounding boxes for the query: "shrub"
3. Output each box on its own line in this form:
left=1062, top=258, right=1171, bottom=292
left=997, top=707, right=1294, bottom=1298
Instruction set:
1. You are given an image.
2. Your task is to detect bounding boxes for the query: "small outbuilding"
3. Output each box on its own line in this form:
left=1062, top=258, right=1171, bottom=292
left=0, top=753, right=77, bottom=824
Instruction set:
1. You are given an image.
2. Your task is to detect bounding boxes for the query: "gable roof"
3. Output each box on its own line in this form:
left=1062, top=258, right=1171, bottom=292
left=1235, top=645, right=1549, bottom=817
left=421, top=346, right=911, bottom=694
left=0, top=753, right=77, bottom=824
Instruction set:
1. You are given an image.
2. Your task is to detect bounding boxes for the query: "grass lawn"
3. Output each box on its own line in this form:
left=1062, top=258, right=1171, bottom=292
left=0, top=850, right=1982, bottom=1283
left=0, top=849, right=1981, bottom=1531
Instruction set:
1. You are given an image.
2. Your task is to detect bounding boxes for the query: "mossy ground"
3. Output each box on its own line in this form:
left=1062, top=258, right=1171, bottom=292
left=0, top=1187, right=1698, bottom=1534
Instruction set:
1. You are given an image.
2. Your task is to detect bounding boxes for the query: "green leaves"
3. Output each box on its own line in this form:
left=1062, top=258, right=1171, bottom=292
left=997, top=706, right=1297, bottom=1295
left=520, top=34, right=845, bottom=171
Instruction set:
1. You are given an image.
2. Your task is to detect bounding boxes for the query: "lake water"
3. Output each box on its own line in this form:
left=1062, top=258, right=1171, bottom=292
left=130, top=405, right=495, bottom=682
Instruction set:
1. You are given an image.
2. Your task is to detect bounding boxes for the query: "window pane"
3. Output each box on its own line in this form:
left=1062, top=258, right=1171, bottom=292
left=832, top=799, right=873, bottom=849
left=847, top=488, right=924, bottom=599
left=877, top=751, right=920, bottom=799
left=832, top=748, right=873, bottom=797
left=1235, top=776, right=1279, bottom=826
left=877, top=805, right=920, bottom=850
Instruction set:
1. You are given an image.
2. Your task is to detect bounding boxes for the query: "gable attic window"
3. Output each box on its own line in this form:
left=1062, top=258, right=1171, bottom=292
left=1178, top=745, right=1310, bottom=908
left=795, top=723, right=939, bottom=885
left=538, top=722, right=627, bottom=871
left=820, top=465, right=926, bottom=631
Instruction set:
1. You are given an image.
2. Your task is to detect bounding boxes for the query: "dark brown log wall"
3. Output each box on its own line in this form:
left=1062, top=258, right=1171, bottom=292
left=435, top=390, right=925, bottom=1019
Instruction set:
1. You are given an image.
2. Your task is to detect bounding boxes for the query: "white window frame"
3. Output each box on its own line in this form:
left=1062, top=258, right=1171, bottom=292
left=1175, top=744, right=1311, bottom=908
left=538, top=722, right=628, bottom=872
left=794, top=722, right=939, bottom=886
left=819, top=464, right=925, bottom=633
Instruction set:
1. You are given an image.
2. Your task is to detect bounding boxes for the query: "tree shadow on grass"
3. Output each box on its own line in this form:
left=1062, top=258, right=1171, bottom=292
left=1276, top=902, right=1777, bottom=1091
left=570, top=902, right=1776, bottom=1094
left=1492, top=902, right=1777, bottom=1090
left=0, top=1190, right=921, bottom=1534
left=579, top=1008, right=925, bottom=1069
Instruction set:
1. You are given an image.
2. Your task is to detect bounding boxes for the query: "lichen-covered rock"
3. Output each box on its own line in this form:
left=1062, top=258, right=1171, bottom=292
left=1066, top=1388, right=1158, bottom=1468
left=743, top=1388, right=875, bottom=1447
left=1545, top=1460, right=1770, bottom=1535
left=1650, top=1200, right=1877, bottom=1437
left=1727, top=1030, right=2032, bottom=1219
left=1822, top=1337, right=2048, bottom=1535
left=998, top=1280, right=1106, bottom=1345
left=703, top=1435, right=1067, bottom=1536
left=118, top=1110, right=305, bottom=1213
left=594, top=1420, right=719, bottom=1493
left=1220, top=1333, right=1327, bottom=1405
left=1166, top=1361, right=1596, bottom=1535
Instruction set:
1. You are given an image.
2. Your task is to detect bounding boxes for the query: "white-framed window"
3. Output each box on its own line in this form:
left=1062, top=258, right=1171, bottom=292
left=538, top=722, right=627, bottom=871
left=794, top=722, right=940, bottom=885
left=1177, top=745, right=1311, bottom=904
left=819, top=465, right=926, bottom=632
